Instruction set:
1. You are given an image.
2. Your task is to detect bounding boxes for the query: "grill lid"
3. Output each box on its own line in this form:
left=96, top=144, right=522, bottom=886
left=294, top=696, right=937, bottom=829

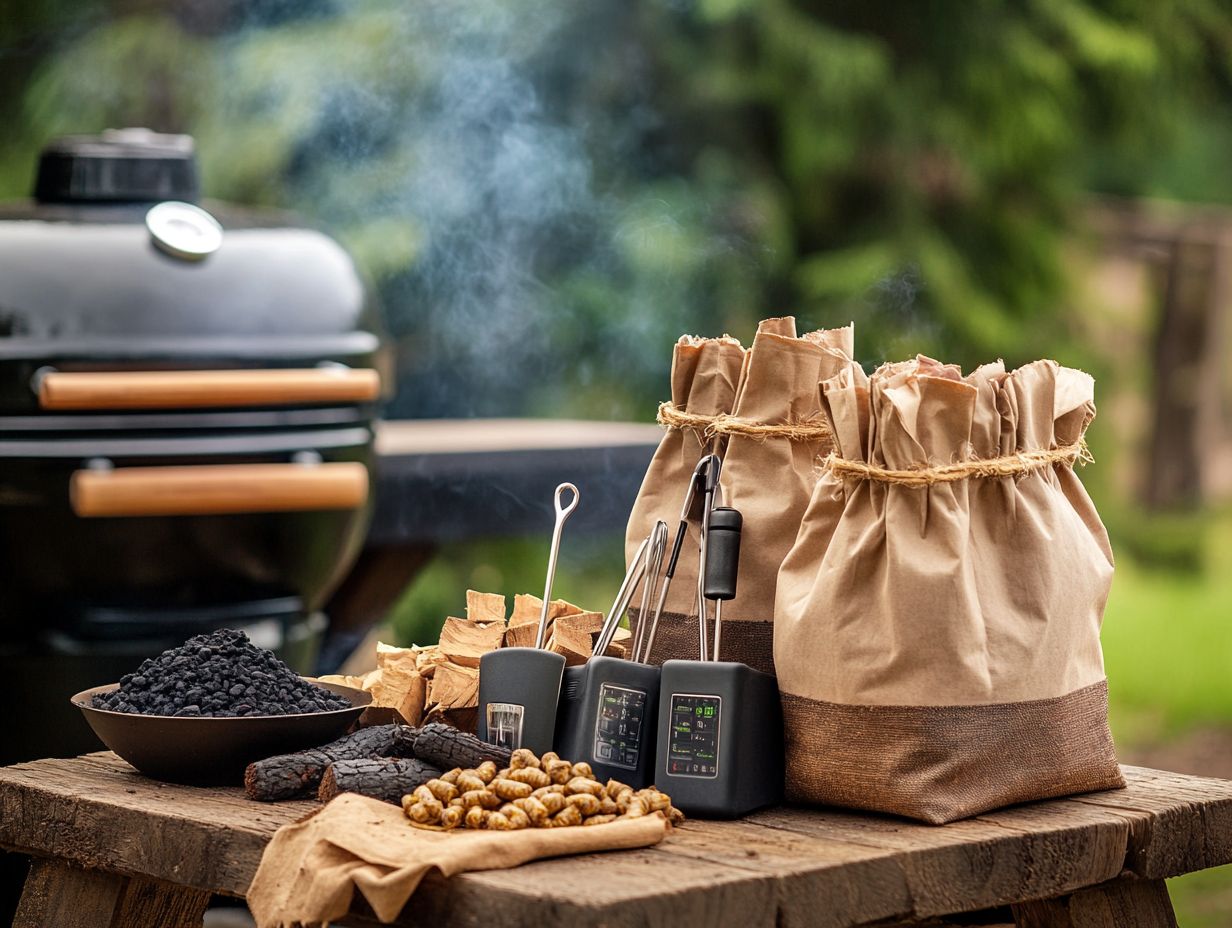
left=35, top=129, right=199, bottom=204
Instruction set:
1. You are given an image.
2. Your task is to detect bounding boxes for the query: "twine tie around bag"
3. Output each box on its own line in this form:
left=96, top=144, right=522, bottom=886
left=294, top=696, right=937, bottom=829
left=656, top=401, right=832, bottom=443
left=822, top=439, right=1092, bottom=488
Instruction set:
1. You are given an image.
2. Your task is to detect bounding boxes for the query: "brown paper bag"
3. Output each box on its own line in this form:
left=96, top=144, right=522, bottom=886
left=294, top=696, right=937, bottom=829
left=624, top=333, right=745, bottom=662
left=712, top=318, right=855, bottom=672
left=247, top=793, right=670, bottom=927
left=626, top=318, right=855, bottom=673
left=774, top=356, right=1125, bottom=824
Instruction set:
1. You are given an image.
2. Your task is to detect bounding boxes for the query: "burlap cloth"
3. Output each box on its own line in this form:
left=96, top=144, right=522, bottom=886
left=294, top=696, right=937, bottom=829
left=246, top=793, right=671, bottom=927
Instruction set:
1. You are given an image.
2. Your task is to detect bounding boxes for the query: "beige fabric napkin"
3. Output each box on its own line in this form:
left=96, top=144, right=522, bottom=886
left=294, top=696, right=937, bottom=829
left=247, top=793, right=671, bottom=926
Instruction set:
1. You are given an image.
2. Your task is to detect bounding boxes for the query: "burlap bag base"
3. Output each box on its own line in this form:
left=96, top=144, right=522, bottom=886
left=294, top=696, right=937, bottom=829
left=634, top=608, right=774, bottom=676
left=247, top=793, right=670, bottom=927
left=781, top=679, right=1125, bottom=825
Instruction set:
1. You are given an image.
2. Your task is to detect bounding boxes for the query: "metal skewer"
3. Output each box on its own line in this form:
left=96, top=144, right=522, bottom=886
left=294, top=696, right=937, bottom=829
left=534, top=482, right=580, bottom=650
left=632, top=520, right=668, bottom=662
left=641, top=455, right=712, bottom=663
left=594, top=533, right=651, bottom=657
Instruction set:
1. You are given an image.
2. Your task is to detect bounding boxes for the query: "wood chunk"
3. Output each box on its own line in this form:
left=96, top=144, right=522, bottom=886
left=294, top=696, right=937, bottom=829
left=549, top=622, right=594, bottom=666
left=429, top=662, right=480, bottom=710
left=375, top=641, right=413, bottom=670
left=509, top=594, right=582, bottom=626
left=439, top=617, right=505, bottom=667
left=556, top=611, right=605, bottom=635
left=504, top=621, right=543, bottom=649
left=510, top=593, right=544, bottom=626
left=466, top=590, right=507, bottom=625
left=376, top=665, right=427, bottom=726
left=413, top=645, right=448, bottom=678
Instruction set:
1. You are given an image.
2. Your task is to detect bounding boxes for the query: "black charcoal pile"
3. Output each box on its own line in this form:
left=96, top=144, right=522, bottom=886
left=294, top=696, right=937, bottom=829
left=93, top=629, right=351, bottom=717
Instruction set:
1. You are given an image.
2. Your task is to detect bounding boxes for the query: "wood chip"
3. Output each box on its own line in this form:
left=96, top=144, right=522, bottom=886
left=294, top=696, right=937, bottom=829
left=556, top=611, right=605, bottom=635
left=466, top=590, right=507, bottom=625
left=439, top=617, right=505, bottom=668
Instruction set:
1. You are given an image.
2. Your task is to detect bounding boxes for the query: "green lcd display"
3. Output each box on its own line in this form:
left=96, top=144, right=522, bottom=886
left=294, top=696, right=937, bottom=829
left=593, top=683, right=648, bottom=771
left=666, top=693, right=720, bottom=778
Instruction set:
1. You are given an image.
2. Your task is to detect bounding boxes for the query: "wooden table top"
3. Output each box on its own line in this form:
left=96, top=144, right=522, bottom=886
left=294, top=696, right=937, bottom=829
left=2, top=754, right=1231, bottom=926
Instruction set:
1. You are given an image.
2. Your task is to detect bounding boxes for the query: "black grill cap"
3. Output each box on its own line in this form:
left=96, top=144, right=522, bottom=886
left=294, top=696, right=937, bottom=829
left=35, top=128, right=199, bottom=203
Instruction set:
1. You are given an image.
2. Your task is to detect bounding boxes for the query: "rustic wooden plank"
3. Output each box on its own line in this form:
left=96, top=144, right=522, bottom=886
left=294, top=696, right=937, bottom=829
left=0, top=753, right=312, bottom=896
left=1011, top=878, right=1178, bottom=928
left=13, top=859, right=125, bottom=928
left=1068, top=766, right=1232, bottom=879
left=12, top=858, right=209, bottom=928
left=2, top=756, right=1231, bottom=928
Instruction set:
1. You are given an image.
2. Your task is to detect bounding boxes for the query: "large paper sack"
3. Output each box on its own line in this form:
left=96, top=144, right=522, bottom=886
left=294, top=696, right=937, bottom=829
left=774, top=357, right=1125, bottom=823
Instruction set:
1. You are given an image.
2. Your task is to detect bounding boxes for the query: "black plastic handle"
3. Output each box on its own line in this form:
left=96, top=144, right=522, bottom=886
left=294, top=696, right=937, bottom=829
left=703, top=507, right=742, bottom=601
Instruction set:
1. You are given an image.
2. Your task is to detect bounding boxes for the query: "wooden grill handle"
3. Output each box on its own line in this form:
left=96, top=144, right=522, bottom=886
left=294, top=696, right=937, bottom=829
left=39, top=368, right=380, bottom=411
left=71, top=462, right=369, bottom=518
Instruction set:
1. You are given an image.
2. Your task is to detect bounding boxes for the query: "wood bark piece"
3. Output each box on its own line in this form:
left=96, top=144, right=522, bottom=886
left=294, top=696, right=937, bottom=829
left=412, top=723, right=512, bottom=771
left=429, top=662, right=480, bottom=710
left=244, top=724, right=411, bottom=801
left=414, top=645, right=448, bottom=678
left=318, top=758, right=442, bottom=805
left=466, top=590, right=507, bottom=624
left=1012, top=877, right=1178, bottom=927
left=14, top=858, right=210, bottom=928
left=439, top=617, right=505, bottom=667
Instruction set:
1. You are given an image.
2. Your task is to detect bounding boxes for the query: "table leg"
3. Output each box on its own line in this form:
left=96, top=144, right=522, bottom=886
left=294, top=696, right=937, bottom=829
left=13, top=858, right=210, bottom=928
left=1011, top=877, right=1178, bottom=928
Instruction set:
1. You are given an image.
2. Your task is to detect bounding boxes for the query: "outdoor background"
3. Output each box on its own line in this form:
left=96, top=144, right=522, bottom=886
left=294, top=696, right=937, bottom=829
left=3, top=0, right=1231, bottom=922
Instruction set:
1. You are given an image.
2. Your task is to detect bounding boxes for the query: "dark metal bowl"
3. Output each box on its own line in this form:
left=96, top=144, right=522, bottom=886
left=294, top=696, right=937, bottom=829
left=71, top=679, right=371, bottom=786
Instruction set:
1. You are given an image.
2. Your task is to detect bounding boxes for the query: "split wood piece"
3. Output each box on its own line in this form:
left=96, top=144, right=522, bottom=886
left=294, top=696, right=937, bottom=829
left=439, top=617, right=506, bottom=668
left=318, top=758, right=442, bottom=805
left=504, top=622, right=541, bottom=649
left=412, top=722, right=512, bottom=771
left=414, top=644, right=448, bottom=678
left=548, top=610, right=607, bottom=664
left=466, top=590, right=507, bottom=624
left=1011, top=878, right=1177, bottom=928
left=429, top=661, right=480, bottom=710
left=509, top=594, right=583, bottom=628
left=244, top=724, right=412, bottom=801
left=14, top=858, right=210, bottom=928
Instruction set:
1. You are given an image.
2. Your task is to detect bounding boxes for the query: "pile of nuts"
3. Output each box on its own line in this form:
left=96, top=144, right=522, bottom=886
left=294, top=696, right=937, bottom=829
left=402, top=748, right=683, bottom=831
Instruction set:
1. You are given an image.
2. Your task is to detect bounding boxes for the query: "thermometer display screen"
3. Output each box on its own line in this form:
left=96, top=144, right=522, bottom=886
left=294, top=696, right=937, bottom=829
left=666, top=693, right=720, bottom=778
left=592, top=683, right=647, bottom=770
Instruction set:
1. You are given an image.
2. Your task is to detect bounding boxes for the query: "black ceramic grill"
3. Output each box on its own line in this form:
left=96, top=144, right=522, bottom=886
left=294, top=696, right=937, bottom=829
left=0, top=129, right=388, bottom=764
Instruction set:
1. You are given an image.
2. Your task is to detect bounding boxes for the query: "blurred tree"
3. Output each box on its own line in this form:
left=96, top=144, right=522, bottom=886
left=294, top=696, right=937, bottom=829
left=1, top=0, right=1230, bottom=408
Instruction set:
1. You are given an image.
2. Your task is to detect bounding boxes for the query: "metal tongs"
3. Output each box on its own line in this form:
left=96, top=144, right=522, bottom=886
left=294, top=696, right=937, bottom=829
left=637, top=453, right=722, bottom=663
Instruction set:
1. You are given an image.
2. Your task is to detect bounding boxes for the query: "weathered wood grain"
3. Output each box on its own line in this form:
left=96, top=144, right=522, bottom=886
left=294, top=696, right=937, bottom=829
left=13, top=858, right=209, bottom=928
left=1012, top=877, right=1178, bottom=928
left=0, top=755, right=1229, bottom=927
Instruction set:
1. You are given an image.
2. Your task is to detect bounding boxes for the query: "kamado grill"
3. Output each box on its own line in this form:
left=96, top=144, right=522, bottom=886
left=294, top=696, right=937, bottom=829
left=0, top=129, right=388, bottom=764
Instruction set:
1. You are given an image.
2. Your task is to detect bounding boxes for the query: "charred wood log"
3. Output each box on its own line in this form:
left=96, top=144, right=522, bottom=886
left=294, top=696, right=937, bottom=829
left=412, top=722, right=511, bottom=771
left=318, top=758, right=442, bottom=804
left=244, top=724, right=417, bottom=801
